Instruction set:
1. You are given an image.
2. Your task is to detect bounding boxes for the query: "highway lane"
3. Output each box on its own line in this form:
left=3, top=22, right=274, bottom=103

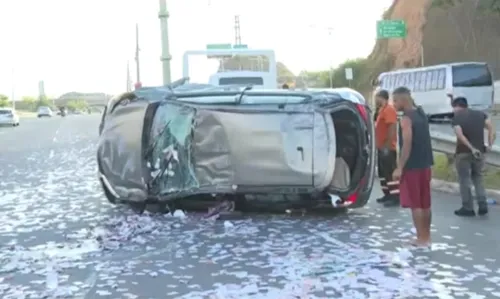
left=0, top=115, right=499, bottom=299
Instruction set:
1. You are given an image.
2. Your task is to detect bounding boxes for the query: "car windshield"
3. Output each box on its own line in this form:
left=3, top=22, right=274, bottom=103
left=0, top=109, right=12, bottom=115
left=38, top=107, right=50, bottom=112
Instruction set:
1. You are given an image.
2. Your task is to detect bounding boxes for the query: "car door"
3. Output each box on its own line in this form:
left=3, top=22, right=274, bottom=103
left=217, top=110, right=316, bottom=186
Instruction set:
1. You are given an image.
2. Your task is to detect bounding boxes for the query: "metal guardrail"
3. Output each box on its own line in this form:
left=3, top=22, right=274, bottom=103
left=430, top=132, right=500, bottom=167
left=396, top=111, right=500, bottom=167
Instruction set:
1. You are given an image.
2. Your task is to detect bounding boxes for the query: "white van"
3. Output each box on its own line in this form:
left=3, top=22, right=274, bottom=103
left=182, top=48, right=277, bottom=89
left=375, top=62, right=494, bottom=117
left=208, top=70, right=275, bottom=89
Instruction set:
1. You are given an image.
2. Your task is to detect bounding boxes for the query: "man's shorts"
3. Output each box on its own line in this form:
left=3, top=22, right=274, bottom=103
left=400, top=168, right=432, bottom=209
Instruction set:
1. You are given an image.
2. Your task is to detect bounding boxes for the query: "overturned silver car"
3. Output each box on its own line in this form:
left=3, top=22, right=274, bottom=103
left=97, top=80, right=376, bottom=213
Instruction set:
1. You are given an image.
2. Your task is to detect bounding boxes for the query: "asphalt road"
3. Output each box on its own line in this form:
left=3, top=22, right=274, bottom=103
left=0, top=115, right=499, bottom=299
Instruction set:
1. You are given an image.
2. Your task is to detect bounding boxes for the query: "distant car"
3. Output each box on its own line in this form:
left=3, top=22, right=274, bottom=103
left=0, top=108, right=20, bottom=126
left=37, top=106, right=53, bottom=117
left=97, top=83, right=376, bottom=214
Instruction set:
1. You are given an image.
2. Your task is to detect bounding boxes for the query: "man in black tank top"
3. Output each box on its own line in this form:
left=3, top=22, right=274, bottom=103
left=392, top=87, right=434, bottom=248
left=451, top=97, right=496, bottom=217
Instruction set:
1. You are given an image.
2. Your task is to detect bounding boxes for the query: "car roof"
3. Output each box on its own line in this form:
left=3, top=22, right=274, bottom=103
left=0, top=107, right=13, bottom=111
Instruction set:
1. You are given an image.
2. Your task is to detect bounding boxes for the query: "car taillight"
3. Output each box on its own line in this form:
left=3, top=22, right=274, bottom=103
left=356, top=104, right=368, bottom=122
left=346, top=176, right=367, bottom=204
left=346, top=192, right=358, bottom=203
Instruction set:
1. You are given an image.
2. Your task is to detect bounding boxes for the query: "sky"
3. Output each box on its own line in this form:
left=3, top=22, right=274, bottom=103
left=0, top=0, right=393, bottom=98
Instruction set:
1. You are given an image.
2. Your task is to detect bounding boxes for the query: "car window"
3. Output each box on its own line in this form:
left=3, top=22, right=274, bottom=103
left=219, top=77, right=264, bottom=85
left=0, top=110, right=12, bottom=115
left=452, top=64, right=492, bottom=87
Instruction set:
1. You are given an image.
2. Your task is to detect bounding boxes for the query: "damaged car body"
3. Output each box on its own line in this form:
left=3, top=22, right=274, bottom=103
left=97, top=81, right=376, bottom=213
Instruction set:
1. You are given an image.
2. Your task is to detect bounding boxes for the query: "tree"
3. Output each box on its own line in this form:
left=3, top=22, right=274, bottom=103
left=66, top=99, right=88, bottom=111
left=433, top=0, right=500, bottom=14
left=322, top=58, right=369, bottom=91
left=0, top=94, right=10, bottom=108
left=296, top=70, right=330, bottom=88
left=37, top=96, right=51, bottom=108
left=21, top=96, right=37, bottom=111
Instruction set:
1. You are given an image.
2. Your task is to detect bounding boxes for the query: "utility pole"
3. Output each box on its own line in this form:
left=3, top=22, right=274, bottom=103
left=234, top=15, right=243, bottom=70
left=134, top=23, right=142, bottom=89
left=159, top=0, right=172, bottom=85
left=234, top=15, right=241, bottom=45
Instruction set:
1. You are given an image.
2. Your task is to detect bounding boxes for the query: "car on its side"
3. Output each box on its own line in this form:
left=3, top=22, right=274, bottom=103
left=37, top=106, right=53, bottom=118
left=97, top=81, right=376, bottom=214
left=0, top=108, right=20, bottom=127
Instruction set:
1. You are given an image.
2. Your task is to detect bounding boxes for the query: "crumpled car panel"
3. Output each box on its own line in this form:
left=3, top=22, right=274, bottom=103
left=97, top=100, right=149, bottom=201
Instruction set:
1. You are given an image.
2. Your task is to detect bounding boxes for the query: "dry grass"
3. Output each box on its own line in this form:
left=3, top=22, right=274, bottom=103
left=432, top=152, right=500, bottom=190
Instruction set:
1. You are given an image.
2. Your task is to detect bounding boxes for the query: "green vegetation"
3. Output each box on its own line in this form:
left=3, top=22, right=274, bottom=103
left=0, top=94, right=10, bottom=107
left=20, top=96, right=38, bottom=111
left=66, top=99, right=88, bottom=112
left=432, top=152, right=500, bottom=189
left=433, top=0, right=500, bottom=14
left=297, top=58, right=375, bottom=92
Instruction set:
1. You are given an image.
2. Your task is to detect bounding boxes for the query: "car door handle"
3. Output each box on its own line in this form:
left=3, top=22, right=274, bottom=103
left=296, top=146, right=304, bottom=161
left=293, top=126, right=313, bottom=130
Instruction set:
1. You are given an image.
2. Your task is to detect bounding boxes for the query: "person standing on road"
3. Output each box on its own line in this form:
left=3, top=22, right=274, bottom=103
left=450, top=96, right=496, bottom=217
left=374, top=89, right=400, bottom=207
left=392, top=87, right=434, bottom=247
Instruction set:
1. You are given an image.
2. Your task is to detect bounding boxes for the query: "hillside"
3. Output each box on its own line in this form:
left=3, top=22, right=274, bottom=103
left=361, top=0, right=500, bottom=95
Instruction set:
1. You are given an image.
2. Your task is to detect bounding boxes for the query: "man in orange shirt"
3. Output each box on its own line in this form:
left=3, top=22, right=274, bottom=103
left=375, top=89, right=400, bottom=207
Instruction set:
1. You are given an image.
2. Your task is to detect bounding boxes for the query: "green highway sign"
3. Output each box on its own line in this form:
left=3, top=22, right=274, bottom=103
left=233, top=44, right=248, bottom=49
left=377, top=20, right=407, bottom=39
left=206, top=44, right=249, bottom=50
left=206, top=43, right=232, bottom=50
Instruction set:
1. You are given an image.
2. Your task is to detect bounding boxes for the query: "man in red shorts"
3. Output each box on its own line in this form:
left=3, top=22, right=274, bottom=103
left=391, top=87, right=434, bottom=247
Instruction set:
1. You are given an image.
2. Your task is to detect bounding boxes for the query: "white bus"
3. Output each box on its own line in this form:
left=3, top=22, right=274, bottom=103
left=182, top=49, right=277, bottom=89
left=375, top=62, right=494, bottom=117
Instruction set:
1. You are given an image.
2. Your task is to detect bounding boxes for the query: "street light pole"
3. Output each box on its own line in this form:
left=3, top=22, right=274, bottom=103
left=159, top=0, right=172, bottom=85
left=327, top=28, right=334, bottom=88
left=11, top=68, right=15, bottom=110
